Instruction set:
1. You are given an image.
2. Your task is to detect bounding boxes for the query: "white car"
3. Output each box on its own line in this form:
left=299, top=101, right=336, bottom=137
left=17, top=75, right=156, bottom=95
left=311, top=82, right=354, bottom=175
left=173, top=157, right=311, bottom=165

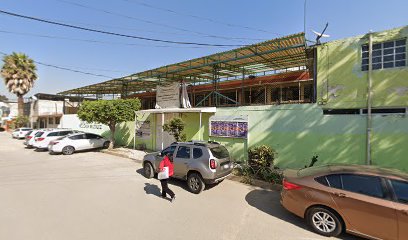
left=48, top=132, right=110, bottom=155
left=25, top=130, right=48, bottom=148
left=12, top=128, right=33, bottom=139
left=33, top=129, right=77, bottom=150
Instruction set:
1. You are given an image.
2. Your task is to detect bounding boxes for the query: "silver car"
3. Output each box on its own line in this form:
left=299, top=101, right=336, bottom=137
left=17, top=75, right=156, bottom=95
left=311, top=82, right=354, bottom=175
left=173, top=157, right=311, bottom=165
left=143, top=141, right=233, bottom=194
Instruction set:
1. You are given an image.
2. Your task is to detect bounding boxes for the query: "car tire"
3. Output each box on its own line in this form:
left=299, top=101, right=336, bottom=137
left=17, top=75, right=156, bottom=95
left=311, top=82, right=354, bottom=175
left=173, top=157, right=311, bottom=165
left=103, top=141, right=110, bottom=149
left=307, top=207, right=343, bottom=237
left=62, top=146, right=75, bottom=155
left=187, top=172, right=205, bottom=194
left=143, top=162, right=154, bottom=179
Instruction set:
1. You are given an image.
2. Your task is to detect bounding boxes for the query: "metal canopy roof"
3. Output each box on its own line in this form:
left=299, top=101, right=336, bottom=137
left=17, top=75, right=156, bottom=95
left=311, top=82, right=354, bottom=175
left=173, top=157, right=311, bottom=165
left=59, top=32, right=306, bottom=95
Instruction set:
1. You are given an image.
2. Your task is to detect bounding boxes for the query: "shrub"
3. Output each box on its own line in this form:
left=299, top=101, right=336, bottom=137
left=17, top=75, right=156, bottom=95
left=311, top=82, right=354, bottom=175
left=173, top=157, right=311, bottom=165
left=248, top=145, right=276, bottom=169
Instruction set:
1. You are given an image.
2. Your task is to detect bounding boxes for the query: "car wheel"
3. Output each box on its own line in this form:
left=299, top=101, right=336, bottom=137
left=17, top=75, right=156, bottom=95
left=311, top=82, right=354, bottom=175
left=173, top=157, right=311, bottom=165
left=103, top=141, right=110, bottom=149
left=187, top=172, right=205, bottom=194
left=143, top=162, right=154, bottom=179
left=307, top=207, right=343, bottom=237
left=62, top=146, right=75, bottom=155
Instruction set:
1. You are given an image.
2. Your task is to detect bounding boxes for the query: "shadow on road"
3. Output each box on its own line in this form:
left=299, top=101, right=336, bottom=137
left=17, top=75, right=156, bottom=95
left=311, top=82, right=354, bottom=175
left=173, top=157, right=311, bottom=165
left=143, top=183, right=161, bottom=196
left=245, top=189, right=362, bottom=240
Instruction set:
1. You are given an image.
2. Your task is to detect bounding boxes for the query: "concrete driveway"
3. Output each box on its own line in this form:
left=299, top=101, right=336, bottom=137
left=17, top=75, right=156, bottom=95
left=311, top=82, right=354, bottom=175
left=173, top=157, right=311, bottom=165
left=0, top=132, right=361, bottom=240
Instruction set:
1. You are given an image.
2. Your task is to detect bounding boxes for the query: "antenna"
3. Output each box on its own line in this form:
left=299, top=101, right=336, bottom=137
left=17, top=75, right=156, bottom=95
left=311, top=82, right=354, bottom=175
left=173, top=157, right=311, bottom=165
left=312, top=23, right=330, bottom=45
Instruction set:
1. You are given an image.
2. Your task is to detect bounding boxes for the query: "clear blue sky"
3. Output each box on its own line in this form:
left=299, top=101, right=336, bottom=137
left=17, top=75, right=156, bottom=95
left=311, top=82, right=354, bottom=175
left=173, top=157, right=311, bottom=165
left=0, top=0, right=407, bottom=100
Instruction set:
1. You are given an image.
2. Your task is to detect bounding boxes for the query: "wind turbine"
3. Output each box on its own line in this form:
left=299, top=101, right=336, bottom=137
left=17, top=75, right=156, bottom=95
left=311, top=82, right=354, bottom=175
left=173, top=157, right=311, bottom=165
left=312, top=23, right=330, bottom=45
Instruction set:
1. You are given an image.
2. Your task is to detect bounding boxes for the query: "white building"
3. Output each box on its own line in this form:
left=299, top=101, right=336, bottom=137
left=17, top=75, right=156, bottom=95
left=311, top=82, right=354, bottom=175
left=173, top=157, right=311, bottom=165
left=28, top=93, right=92, bottom=128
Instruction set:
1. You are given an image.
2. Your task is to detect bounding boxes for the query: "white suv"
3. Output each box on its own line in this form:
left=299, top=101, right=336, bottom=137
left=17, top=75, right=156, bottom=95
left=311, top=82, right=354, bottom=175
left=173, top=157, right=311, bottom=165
left=12, top=128, right=33, bottom=139
left=33, top=129, right=77, bottom=150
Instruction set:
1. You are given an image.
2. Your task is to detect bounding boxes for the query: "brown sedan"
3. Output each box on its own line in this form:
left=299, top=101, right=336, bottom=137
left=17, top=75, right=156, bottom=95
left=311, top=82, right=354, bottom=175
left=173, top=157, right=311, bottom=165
left=280, top=164, right=408, bottom=240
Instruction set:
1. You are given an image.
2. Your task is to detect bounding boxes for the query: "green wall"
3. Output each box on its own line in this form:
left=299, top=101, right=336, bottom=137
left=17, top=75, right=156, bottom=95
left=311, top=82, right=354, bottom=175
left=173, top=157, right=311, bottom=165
left=117, top=104, right=408, bottom=171
left=317, top=26, right=408, bottom=108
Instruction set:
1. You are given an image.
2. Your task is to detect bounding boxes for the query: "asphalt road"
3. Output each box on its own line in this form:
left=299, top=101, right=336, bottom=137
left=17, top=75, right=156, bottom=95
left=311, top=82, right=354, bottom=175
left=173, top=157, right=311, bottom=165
left=0, top=132, right=361, bottom=240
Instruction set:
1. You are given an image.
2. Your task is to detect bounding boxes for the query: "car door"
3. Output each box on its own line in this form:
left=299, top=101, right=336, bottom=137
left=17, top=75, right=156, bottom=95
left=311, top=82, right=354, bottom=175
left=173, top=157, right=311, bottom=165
left=85, top=133, right=102, bottom=149
left=69, top=134, right=88, bottom=150
left=327, top=174, right=398, bottom=240
left=155, top=145, right=177, bottom=170
left=172, top=146, right=191, bottom=178
left=389, top=179, right=408, bottom=240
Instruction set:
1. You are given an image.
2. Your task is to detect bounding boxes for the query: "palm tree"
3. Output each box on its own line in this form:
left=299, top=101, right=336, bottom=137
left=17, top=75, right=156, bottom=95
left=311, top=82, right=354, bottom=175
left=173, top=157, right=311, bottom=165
left=1, top=52, right=38, bottom=116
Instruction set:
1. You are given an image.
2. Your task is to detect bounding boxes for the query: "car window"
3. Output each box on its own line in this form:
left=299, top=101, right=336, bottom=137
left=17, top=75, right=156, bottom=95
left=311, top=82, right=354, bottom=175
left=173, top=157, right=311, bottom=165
left=35, top=131, right=44, bottom=137
left=193, top=148, right=203, bottom=159
left=162, top=145, right=177, bottom=156
left=326, top=174, right=342, bottom=189
left=47, top=132, right=59, bottom=137
left=210, top=145, right=229, bottom=159
left=315, top=176, right=329, bottom=186
left=341, top=174, right=385, bottom=198
left=85, top=133, right=100, bottom=139
left=59, top=131, right=72, bottom=136
left=390, top=180, right=408, bottom=204
left=69, top=134, right=84, bottom=140
left=176, top=146, right=191, bottom=159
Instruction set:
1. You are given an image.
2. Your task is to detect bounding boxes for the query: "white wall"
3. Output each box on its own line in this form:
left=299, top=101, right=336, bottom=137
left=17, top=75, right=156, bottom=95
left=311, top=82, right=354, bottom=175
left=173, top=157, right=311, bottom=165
left=59, top=114, right=110, bottom=135
left=31, top=100, right=64, bottom=117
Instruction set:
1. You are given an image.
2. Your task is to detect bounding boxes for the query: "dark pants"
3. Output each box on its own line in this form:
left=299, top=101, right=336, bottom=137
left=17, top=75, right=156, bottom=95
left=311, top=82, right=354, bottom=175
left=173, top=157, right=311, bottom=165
left=160, top=179, right=175, bottom=198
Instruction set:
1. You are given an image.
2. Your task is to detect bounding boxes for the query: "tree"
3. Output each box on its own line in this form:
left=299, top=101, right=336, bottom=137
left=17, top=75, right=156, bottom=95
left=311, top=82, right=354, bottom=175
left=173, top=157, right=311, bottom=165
left=12, top=115, right=29, bottom=129
left=163, top=117, right=186, bottom=142
left=0, top=95, right=8, bottom=102
left=77, top=98, right=141, bottom=148
left=1, top=52, right=38, bottom=116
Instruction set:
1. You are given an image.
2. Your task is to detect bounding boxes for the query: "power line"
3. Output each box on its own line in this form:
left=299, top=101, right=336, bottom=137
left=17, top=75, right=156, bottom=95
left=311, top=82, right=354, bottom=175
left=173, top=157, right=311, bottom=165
left=0, top=9, right=246, bottom=47
left=123, top=0, right=282, bottom=36
left=0, top=29, right=231, bottom=49
left=0, top=51, right=113, bottom=78
left=54, top=0, right=263, bottom=42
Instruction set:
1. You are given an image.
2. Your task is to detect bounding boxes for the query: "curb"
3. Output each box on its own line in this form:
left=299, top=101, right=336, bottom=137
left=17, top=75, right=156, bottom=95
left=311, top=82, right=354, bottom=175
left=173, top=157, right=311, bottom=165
left=101, top=150, right=282, bottom=191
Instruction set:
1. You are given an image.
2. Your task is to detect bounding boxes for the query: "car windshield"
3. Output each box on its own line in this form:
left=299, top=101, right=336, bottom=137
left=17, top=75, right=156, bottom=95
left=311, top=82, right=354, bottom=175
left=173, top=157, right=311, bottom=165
left=210, top=145, right=230, bottom=159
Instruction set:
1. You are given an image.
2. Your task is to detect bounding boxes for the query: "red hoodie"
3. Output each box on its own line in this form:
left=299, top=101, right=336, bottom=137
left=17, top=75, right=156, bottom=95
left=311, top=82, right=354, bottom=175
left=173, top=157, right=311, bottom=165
left=159, top=155, right=174, bottom=177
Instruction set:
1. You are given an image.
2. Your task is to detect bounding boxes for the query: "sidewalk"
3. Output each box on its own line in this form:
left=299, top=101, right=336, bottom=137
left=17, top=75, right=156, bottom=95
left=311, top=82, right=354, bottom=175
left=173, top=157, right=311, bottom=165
left=102, top=147, right=281, bottom=191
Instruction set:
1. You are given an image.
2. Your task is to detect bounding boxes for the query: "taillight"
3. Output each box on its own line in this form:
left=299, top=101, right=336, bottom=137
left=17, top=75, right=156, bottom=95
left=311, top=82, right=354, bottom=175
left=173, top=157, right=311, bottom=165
left=283, top=179, right=302, bottom=190
left=51, top=141, right=59, bottom=145
left=210, top=159, right=217, bottom=169
left=27, top=136, right=32, bottom=139
left=37, top=138, right=45, bottom=141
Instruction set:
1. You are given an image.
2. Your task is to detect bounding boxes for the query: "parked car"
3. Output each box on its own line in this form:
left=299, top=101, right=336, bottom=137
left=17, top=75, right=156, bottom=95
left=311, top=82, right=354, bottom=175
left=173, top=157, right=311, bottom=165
left=24, top=129, right=52, bottom=148
left=33, top=129, right=77, bottom=150
left=12, top=128, right=33, bottom=139
left=48, top=132, right=110, bottom=155
left=280, top=164, right=408, bottom=240
left=143, top=141, right=233, bottom=194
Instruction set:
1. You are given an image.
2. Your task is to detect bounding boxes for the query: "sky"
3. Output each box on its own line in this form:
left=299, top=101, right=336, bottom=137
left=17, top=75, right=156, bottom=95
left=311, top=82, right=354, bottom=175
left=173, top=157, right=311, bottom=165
left=0, top=0, right=407, bottom=100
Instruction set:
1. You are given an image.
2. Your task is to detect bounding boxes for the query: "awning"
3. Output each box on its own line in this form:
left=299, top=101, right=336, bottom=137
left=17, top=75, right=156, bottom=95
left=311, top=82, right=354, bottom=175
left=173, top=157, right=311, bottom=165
left=135, top=107, right=216, bottom=114
left=60, top=32, right=307, bottom=96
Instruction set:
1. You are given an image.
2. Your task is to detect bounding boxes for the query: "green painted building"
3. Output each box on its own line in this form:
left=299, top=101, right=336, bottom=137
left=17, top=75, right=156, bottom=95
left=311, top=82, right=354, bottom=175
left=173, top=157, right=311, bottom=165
left=62, top=26, right=408, bottom=171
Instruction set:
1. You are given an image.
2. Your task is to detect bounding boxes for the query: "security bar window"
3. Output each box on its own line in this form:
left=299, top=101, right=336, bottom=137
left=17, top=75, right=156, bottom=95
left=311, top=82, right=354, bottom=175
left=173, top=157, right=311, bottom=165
left=362, top=39, right=406, bottom=71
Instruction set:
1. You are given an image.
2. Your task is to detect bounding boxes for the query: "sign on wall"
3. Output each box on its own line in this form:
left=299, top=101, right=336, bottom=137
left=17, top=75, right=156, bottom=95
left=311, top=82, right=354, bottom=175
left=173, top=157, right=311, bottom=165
left=155, top=82, right=180, bottom=109
left=209, top=115, right=248, bottom=139
left=79, top=121, right=104, bottom=130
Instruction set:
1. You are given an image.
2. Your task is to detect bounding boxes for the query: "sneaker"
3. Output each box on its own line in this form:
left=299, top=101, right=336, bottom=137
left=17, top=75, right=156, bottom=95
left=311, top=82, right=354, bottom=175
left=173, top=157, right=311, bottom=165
left=171, top=196, right=176, bottom=203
